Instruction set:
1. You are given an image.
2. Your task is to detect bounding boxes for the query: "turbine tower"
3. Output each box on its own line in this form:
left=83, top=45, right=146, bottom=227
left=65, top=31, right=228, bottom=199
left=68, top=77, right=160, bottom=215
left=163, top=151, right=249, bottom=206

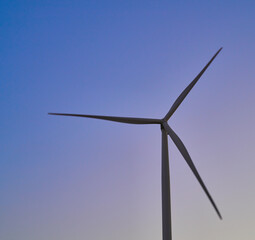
left=49, top=48, right=223, bottom=240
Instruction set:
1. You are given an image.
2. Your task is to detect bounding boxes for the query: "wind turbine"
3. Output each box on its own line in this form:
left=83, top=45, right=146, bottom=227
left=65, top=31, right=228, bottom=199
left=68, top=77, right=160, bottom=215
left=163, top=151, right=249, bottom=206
left=49, top=48, right=223, bottom=240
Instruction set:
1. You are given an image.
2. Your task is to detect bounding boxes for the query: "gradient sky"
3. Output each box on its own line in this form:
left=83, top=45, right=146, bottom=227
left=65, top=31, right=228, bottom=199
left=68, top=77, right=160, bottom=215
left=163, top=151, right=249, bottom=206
left=1, top=1, right=255, bottom=240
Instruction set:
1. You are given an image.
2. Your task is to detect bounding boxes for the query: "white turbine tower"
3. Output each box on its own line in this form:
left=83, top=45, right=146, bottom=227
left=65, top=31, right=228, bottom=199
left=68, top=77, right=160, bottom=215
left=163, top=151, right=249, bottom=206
left=49, top=48, right=223, bottom=240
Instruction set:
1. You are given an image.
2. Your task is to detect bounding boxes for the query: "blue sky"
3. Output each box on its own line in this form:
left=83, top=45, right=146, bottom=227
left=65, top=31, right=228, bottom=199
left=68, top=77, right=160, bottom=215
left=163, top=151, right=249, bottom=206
left=1, top=1, right=255, bottom=239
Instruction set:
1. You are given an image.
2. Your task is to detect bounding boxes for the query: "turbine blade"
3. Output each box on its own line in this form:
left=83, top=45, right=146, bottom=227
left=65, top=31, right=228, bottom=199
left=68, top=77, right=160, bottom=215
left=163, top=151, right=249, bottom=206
left=48, top=113, right=162, bottom=124
left=164, top=48, right=222, bottom=120
left=163, top=122, right=222, bottom=219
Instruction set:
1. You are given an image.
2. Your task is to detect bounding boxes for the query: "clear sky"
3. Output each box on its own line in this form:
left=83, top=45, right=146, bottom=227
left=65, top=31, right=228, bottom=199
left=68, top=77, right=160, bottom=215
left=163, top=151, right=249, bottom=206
left=1, top=1, right=255, bottom=239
